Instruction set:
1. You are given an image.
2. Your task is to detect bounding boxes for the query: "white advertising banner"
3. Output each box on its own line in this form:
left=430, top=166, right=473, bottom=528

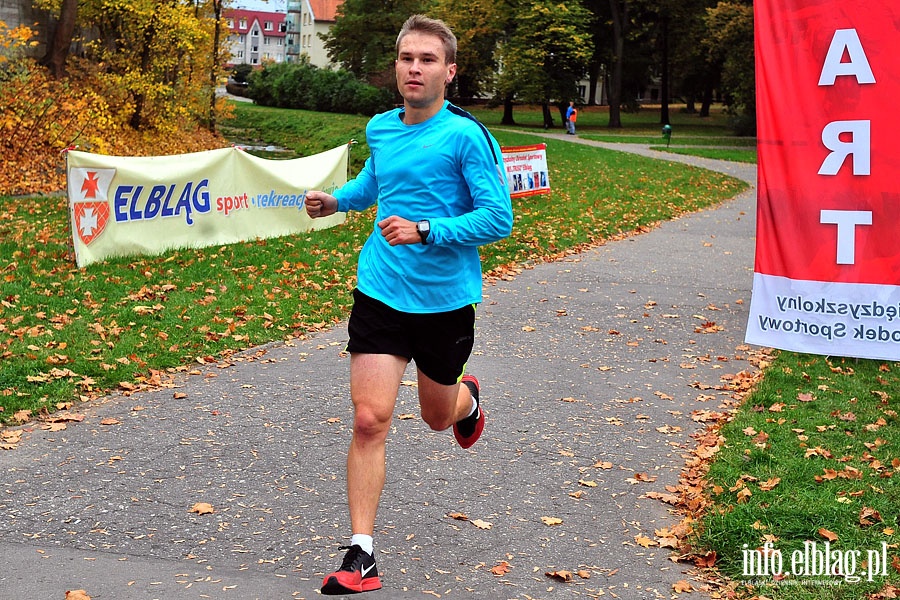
left=66, top=145, right=349, bottom=267
left=501, top=144, right=551, bottom=199
left=746, top=273, right=900, bottom=361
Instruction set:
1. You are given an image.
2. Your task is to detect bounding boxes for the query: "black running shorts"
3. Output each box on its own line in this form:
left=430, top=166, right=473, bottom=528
left=346, top=289, right=475, bottom=386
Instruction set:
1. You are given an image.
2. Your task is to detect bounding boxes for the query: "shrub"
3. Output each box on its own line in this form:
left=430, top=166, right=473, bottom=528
left=231, top=63, right=253, bottom=83
left=225, top=63, right=253, bottom=97
left=225, top=80, right=249, bottom=96
left=248, top=60, right=393, bottom=116
left=728, top=112, right=757, bottom=137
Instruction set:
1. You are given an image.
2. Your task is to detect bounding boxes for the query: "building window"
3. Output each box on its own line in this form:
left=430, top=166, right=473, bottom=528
left=265, top=21, right=273, bottom=31
left=226, top=18, right=234, bottom=28
left=264, top=36, right=271, bottom=45
left=239, top=18, right=247, bottom=29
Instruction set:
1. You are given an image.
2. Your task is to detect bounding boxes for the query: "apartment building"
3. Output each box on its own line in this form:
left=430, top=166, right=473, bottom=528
left=225, top=0, right=341, bottom=69
left=224, top=9, right=288, bottom=66
left=284, top=0, right=341, bottom=68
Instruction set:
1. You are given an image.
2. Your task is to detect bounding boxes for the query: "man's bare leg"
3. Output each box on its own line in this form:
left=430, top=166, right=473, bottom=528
left=346, top=353, right=407, bottom=535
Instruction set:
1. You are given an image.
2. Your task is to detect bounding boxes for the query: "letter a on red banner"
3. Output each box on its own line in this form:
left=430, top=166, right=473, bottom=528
left=746, top=0, right=900, bottom=360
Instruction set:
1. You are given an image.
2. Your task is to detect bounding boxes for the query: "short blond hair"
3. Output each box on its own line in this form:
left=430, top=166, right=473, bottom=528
left=396, top=15, right=457, bottom=64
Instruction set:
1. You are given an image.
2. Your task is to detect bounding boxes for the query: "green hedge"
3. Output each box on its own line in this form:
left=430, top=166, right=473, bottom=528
left=247, top=60, right=394, bottom=116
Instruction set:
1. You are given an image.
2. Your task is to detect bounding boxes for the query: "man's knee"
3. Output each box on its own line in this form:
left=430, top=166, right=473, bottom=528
left=422, top=414, right=453, bottom=432
left=353, top=403, right=393, bottom=439
left=420, top=403, right=454, bottom=431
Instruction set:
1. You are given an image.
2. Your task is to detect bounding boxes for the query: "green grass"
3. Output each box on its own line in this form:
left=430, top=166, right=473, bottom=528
left=649, top=146, right=758, bottom=164
left=0, top=101, right=746, bottom=424
left=218, top=104, right=372, bottom=172
left=465, top=102, right=739, bottom=134
left=461, top=105, right=900, bottom=600
left=594, top=135, right=757, bottom=147
left=698, top=353, right=900, bottom=598
left=462, top=103, right=757, bottom=164
left=4, top=100, right=898, bottom=598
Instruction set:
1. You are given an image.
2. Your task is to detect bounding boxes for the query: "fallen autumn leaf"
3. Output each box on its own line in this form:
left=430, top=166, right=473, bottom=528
left=190, top=502, right=215, bottom=515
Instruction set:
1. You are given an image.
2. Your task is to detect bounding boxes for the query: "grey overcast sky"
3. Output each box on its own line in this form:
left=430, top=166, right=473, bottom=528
left=231, top=0, right=287, bottom=13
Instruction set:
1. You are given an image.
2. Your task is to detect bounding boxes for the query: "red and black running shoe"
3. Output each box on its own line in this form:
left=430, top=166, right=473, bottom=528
left=453, top=374, right=484, bottom=449
left=321, top=544, right=382, bottom=595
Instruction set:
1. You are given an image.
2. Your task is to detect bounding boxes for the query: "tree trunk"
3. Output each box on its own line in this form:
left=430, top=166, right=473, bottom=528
left=684, top=94, right=696, bottom=114
left=556, top=101, right=568, bottom=124
left=131, top=24, right=156, bottom=130
left=208, top=0, right=224, bottom=131
left=700, top=83, right=713, bottom=117
left=541, top=102, right=553, bottom=129
left=40, top=0, right=78, bottom=79
left=659, top=14, right=670, bottom=126
left=501, top=94, right=515, bottom=125
left=607, top=0, right=626, bottom=128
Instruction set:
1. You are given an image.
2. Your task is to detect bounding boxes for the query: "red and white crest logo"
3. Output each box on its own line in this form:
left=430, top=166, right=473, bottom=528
left=73, top=202, right=110, bottom=246
left=70, top=168, right=115, bottom=246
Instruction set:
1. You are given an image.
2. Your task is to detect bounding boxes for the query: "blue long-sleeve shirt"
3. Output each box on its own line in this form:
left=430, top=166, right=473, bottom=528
left=334, top=101, right=514, bottom=313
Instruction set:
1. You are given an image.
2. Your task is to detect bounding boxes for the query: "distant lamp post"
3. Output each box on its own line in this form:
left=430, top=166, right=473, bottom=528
left=662, top=124, right=672, bottom=148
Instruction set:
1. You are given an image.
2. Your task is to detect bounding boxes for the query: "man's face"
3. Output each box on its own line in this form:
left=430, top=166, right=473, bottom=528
left=395, top=32, right=456, bottom=110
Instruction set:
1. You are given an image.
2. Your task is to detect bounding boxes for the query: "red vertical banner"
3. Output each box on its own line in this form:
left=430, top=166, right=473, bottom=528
left=746, top=0, right=900, bottom=360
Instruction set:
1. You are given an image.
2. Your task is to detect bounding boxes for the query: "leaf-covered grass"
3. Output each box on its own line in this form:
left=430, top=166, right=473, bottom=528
left=697, top=353, right=900, bottom=598
left=0, top=101, right=746, bottom=424
left=465, top=103, right=757, bottom=164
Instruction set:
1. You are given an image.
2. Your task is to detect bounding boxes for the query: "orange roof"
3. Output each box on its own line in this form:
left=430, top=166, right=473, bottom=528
left=308, top=0, right=342, bottom=22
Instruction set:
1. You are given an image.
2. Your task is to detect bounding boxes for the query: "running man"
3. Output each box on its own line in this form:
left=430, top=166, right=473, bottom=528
left=304, top=14, right=514, bottom=595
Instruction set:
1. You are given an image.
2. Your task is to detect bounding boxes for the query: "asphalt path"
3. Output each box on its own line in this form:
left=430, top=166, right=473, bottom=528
left=0, top=133, right=758, bottom=600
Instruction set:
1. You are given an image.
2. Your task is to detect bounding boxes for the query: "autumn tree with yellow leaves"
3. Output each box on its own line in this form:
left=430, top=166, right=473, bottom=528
left=72, top=0, right=227, bottom=131
left=0, top=0, right=229, bottom=196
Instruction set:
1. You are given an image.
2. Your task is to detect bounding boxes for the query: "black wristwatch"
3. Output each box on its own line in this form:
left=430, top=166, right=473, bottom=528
left=416, top=219, right=430, bottom=244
